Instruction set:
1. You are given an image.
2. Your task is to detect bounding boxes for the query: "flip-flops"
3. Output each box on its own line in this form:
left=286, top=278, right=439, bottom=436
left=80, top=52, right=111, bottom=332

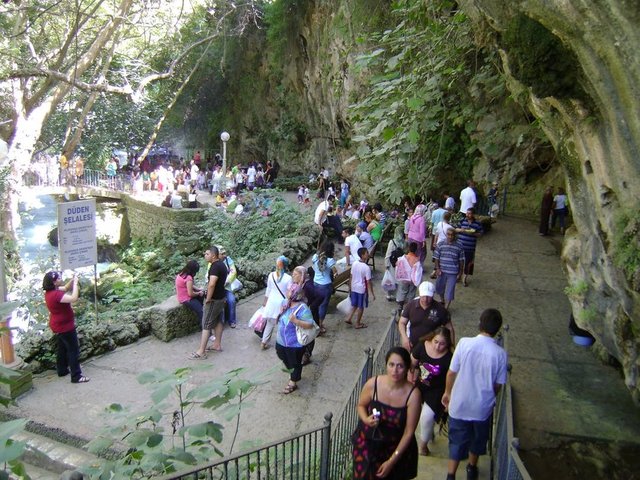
left=189, top=352, right=207, bottom=360
left=355, top=323, right=368, bottom=329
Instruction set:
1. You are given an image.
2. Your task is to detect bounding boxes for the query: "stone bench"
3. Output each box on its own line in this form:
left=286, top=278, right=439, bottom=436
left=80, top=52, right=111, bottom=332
left=139, top=295, right=201, bottom=342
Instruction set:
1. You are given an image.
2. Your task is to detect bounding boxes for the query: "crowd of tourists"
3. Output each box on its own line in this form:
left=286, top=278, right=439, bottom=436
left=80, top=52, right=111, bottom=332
left=43, top=168, right=505, bottom=480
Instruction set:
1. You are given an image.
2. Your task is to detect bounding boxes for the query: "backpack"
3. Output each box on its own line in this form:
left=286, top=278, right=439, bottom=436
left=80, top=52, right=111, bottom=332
left=389, top=240, right=404, bottom=268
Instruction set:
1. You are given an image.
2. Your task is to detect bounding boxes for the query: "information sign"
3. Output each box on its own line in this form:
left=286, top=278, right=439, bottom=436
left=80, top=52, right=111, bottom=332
left=58, top=198, right=98, bottom=270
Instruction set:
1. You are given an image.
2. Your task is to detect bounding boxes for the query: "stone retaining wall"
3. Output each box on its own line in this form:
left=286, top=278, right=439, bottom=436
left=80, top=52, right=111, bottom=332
left=120, top=196, right=205, bottom=242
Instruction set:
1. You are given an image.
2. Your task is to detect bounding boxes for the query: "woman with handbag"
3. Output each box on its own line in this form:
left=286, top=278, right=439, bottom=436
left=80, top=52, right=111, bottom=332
left=352, top=347, right=421, bottom=479
left=312, top=240, right=337, bottom=335
left=260, top=256, right=292, bottom=350
left=275, top=285, right=317, bottom=394
left=410, top=327, right=453, bottom=456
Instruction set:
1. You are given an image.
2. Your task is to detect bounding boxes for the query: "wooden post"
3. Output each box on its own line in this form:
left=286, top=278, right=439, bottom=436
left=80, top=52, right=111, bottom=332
left=0, top=231, right=16, bottom=365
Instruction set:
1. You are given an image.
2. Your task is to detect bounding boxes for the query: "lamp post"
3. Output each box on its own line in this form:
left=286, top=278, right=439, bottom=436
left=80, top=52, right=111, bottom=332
left=220, top=131, right=230, bottom=178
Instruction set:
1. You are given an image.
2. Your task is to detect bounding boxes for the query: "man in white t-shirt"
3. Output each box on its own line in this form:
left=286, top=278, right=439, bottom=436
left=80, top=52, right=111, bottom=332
left=246, top=165, right=256, bottom=189
left=314, top=194, right=334, bottom=226
left=459, top=180, right=477, bottom=213
left=442, top=308, right=507, bottom=480
left=345, top=247, right=375, bottom=329
left=336, top=227, right=363, bottom=270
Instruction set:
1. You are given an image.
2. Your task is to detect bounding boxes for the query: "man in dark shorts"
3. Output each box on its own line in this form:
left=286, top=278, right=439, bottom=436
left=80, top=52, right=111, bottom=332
left=398, top=281, right=455, bottom=351
left=441, top=309, right=507, bottom=480
left=189, top=246, right=227, bottom=359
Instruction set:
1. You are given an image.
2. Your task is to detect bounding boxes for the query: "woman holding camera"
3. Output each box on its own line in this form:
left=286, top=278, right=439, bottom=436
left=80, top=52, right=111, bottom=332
left=352, top=347, right=421, bottom=479
left=43, top=271, right=89, bottom=384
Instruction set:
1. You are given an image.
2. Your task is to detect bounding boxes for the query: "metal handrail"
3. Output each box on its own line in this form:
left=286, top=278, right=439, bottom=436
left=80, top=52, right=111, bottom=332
left=157, top=413, right=333, bottom=480
left=23, top=168, right=132, bottom=192
left=492, top=326, right=533, bottom=480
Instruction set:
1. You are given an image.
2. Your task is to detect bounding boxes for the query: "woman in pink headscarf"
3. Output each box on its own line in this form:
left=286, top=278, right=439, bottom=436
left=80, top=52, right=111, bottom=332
left=407, top=204, right=427, bottom=263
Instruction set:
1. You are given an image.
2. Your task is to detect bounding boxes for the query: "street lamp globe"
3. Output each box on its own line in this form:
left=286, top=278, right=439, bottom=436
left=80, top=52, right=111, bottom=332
left=220, top=131, right=230, bottom=180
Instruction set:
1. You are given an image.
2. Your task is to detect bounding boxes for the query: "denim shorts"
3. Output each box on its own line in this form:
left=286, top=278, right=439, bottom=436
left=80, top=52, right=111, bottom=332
left=448, top=416, right=491, bottom=460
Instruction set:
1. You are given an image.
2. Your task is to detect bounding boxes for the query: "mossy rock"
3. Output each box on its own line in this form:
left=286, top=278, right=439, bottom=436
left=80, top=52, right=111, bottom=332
left=140, top=296, right=201, bottom=342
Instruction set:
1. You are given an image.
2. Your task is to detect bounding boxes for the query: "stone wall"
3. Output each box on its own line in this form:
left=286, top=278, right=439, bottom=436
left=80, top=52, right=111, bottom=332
left=462, top=0, right=640, bottom=402
left=120, top=196, right=205, bottom=243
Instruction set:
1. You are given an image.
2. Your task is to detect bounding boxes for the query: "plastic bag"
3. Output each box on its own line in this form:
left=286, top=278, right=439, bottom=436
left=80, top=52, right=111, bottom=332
left=336, top=297, right=352, bottom=315
left=381, top=270, right=396, bottom=292
left=248, top=307, right=263, bottom=328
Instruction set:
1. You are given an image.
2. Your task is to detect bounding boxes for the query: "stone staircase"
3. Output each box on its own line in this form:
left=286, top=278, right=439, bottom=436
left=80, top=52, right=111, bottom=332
left=12, top=430, right=100, bottom=479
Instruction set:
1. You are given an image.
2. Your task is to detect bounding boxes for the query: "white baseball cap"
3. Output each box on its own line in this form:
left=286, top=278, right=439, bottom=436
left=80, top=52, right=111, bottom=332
left=418, top=281, right=435, bottom=297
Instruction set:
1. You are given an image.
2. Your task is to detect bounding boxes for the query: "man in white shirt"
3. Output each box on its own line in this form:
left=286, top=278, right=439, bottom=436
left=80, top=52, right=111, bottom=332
left=246, top=165, right=257, bottom=190
left=345, top=247, right=375, bottom=328
left=442, top=308, right=507, bottom=480
left=336, top=226, right=363, bottom=271
left=459, top=180, right=477, bottom=213
left=314, top=194, right=334, bottom=226
left=444, top=193, right=455, bottom=211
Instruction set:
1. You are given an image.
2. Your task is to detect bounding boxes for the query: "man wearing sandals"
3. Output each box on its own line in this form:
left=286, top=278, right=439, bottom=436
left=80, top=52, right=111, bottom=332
left=190, top=247, right=227, bottom=359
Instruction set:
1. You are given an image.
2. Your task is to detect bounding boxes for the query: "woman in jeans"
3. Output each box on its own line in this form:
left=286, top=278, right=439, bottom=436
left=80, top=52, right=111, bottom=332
left=175, top=260, right=205, bottom=322
left=312, top=240, right=337, bottom=335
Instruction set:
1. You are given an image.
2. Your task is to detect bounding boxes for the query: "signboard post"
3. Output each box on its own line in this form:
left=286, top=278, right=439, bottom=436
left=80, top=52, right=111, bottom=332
left=57, top=198, right=98, bottom=319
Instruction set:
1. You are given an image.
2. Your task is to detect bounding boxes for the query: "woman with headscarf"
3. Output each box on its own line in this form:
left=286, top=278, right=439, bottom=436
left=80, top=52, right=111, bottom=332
left=312, top=240, right=337, bottom=335
left=275, top=284, right=317, bottom=394
left=42, top=271, right=89, bottom=384
left=292, top=265, right=319, bottom=365
left=407, top=204, right=427, bottom=263
left=175, top=260, right=205, bottom=321
left=384, top=226, right=406, bottom=301
left=260, top=255, right=292, bottom=350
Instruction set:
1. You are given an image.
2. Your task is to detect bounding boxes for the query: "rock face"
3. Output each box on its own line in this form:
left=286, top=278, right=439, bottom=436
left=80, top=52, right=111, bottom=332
left=460, top=0, right=640, bottom=401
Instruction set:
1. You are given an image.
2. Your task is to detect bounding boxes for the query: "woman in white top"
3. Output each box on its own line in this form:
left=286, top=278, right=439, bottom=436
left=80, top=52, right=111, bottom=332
left=434, top=211, right=453, bottom=246
left=260, top=256, right=292, bottom=349
left=552, top=187, right=569, bottom=234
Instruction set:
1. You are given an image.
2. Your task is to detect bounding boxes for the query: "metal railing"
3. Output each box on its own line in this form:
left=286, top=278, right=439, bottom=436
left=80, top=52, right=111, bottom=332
left=155, top=318, right=531, bottom=480
left=157, top=316, right=399, bottom=480
left=492, top=327, right=533, bottom=480
left=158, top=414, right=332, bottom=480
left=23, top=168, right=132, bottom=192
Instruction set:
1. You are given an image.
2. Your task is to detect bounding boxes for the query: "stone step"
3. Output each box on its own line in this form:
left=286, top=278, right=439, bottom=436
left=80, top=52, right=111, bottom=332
left=13, top=430, right=101, bottom=478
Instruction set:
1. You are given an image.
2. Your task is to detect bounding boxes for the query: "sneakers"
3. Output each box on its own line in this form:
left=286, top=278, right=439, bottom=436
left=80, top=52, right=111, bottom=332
left=466, top=464, right=478, bottom=480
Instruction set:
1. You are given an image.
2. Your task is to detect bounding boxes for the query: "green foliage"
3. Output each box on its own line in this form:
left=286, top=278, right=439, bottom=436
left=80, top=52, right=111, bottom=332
left=349, top=0, right=503, bottom=204
left=612, top=210, right=640, bottom=292
left=564, top=280, right=589, bottom=299
left=83, top=366, right=268, bottom=479
left=0, top=366, right=28, bottom=479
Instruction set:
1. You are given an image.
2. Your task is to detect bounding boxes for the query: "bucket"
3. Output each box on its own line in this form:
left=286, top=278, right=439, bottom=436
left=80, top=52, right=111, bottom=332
left=572, top=335, right=595, bottom=347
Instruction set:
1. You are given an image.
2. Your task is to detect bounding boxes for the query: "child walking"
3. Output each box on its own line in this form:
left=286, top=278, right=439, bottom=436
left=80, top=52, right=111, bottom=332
left=345, top=247, right=376, bottom=329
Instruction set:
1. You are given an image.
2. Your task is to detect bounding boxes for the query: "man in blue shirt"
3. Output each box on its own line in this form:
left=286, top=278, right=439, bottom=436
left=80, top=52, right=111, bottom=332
left=457, top=208, right=483, bottom=287
left=356, top=221, right=375, bottom=250
left=433, top=228, right=465, bottom=310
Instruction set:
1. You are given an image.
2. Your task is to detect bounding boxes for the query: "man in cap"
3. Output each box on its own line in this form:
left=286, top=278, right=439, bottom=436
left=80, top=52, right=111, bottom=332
left=398, top=281, right=454, bottom=352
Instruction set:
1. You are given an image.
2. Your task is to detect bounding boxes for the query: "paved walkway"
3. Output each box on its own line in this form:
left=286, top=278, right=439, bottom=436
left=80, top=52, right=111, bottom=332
left=6, top=203, right=640, bottom=479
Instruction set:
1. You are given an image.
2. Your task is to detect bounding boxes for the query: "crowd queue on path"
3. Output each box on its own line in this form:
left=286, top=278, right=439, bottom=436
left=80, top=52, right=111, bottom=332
left=43, top=149, right=571, bottom=479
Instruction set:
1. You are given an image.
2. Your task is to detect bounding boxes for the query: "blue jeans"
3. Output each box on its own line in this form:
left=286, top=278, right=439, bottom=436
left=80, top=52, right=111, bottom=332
left=224, top=290, right=237, bottom=325
left=182, top=297, right=203, bottom=325
left=314, top=283, right=333, bottom=321
left=56, top=328, right=82, bottom=382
